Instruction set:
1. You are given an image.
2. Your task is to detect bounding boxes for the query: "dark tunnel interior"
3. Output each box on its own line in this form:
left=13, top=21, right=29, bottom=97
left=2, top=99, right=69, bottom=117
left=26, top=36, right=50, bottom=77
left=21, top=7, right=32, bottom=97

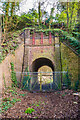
left=32, top=57, right=54, bottom=72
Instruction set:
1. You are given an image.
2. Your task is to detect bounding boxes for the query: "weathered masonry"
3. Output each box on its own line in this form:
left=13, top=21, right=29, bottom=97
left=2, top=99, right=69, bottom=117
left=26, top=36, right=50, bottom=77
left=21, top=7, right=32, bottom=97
left=20, top=29, right=62, bottom=90
left=21, top=29, right=61, bottom=73
left=1, top=29, right=79, bottom=91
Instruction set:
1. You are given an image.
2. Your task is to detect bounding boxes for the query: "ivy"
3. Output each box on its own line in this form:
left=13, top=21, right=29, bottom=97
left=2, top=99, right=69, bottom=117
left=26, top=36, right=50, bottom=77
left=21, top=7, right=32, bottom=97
left=10, top=62, right=17, bottom=87
left=21, top=28, right=80, bottom=55
left=59, top=30, right=80, bottom=55
left=72, top=32, right=80, bottom=40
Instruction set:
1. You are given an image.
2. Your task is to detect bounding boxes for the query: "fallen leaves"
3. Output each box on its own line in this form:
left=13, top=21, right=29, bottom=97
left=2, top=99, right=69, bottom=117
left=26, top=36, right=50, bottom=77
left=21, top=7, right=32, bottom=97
left=1, top=88, right=79, bottom=119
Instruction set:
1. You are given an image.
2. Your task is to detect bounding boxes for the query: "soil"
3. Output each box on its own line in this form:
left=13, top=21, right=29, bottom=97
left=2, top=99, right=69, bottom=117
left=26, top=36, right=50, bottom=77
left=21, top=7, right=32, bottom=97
left=1, top=87, right=80, bottom=120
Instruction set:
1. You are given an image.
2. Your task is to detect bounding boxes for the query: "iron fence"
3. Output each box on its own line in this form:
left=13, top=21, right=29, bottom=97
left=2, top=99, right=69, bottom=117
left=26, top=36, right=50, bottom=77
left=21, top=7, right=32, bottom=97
left=16, top=71, right=69, bottom=92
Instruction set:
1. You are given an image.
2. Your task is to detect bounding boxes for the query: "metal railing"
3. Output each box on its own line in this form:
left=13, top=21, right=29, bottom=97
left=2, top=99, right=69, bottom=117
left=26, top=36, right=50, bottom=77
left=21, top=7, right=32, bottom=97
left=16, top=71, right=68, bottom=91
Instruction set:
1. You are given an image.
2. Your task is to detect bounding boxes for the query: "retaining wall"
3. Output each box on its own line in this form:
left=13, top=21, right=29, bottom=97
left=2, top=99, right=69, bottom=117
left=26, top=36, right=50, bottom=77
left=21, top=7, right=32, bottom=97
left=0, top=44, right=24, bottom=93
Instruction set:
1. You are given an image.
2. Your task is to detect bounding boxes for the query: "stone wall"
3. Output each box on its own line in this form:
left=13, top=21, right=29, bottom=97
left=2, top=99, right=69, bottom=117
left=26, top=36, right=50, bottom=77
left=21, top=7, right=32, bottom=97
left=0, top=44, right=24, bottom=92
left=61, top=43, right=79, bottom=86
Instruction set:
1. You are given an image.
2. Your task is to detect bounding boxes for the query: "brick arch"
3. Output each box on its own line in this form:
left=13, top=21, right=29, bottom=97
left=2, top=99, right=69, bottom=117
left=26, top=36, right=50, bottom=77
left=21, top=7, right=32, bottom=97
left=30, top=57, right=55, bottom=89
left=32, top=57, right=55, bottom=72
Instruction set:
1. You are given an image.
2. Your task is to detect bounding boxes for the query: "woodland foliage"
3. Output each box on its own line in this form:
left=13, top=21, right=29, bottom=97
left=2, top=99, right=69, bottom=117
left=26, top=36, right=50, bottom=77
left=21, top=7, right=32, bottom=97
left=1, top=1, right=80, bottom=34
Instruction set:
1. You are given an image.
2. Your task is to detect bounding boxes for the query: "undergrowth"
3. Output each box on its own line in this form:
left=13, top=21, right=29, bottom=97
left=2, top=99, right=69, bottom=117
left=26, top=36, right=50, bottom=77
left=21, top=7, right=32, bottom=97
left=0, top=31, right=20, bottom=63
left=0, top=86, right=27, bottom=113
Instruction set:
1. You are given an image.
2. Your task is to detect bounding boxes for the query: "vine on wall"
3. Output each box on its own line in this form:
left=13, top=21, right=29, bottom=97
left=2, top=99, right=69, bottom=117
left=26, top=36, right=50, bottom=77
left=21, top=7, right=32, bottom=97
left=10, top=62, right=17, bottom=87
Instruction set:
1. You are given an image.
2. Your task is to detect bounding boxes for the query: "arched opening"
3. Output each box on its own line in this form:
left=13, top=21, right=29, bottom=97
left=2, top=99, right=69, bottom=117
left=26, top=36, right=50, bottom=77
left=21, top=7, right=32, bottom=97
left=32, top=57, right=54, bottom=72
left=38, top=65, right=53, bottom=85
left=31, top=57, right=55, bottom=91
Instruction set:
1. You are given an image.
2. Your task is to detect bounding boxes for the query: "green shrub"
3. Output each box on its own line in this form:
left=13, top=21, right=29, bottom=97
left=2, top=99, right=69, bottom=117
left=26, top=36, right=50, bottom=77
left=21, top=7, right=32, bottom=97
left=25, top=107, right=35, bottom=114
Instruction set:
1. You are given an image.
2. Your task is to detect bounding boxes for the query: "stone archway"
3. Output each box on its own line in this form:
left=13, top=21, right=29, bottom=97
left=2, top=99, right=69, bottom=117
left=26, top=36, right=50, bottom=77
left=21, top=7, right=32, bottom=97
left=32, top=57, right=54, bottom=72
left=31, top=57, right=55, bottom=90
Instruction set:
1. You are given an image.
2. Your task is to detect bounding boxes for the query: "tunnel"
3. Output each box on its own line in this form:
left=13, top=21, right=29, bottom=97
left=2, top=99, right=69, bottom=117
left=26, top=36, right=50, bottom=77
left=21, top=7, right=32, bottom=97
left=32, top=57, right=54, bottom=72
left=30, top=57, right=55, bottom=91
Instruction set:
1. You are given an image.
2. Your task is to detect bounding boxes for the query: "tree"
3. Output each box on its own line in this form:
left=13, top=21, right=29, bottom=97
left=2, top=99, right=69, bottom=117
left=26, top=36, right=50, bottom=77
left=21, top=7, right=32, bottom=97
left=49, top=7, right=54, bottom=29
left=38, top=2, right=41, bottom=25
left=33, top=0, right=55, bottom=26
left=56, top=1, right=79, bottom=32
left=28, top=8, right=38, bottom=24
left=2, top=1, right=19, bottom=33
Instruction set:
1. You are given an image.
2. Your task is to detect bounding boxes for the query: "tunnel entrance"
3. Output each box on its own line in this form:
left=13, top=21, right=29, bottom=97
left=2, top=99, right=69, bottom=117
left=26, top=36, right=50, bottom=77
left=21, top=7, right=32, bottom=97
left=22, top=57, right=66, bottom=91
left=31, top=58, right=55, bottom=91
left=32, top=57, right=54, bottom=72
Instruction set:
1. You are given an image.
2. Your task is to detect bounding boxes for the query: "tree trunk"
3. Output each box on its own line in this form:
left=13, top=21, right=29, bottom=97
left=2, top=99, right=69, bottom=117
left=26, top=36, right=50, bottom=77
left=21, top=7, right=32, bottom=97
left=38, top=2, right=41, bottom=26
left=69, top=3, right=74, bottom=31
left=4, top=2, right=9, bottom=41
left=77, top=1, right=80, bottom=32
left=67, top=1, right=69, bottom=32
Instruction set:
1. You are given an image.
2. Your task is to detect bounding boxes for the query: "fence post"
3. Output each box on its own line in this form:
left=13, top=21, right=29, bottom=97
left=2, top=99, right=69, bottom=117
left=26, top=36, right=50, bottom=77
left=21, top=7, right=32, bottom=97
left=21, top=73, right=23, bottom=89
left=30, top=74, right=32, bottom=91
left=50, top=75, right=52, bottom=90
left=40, top=73, right=42, bottom=91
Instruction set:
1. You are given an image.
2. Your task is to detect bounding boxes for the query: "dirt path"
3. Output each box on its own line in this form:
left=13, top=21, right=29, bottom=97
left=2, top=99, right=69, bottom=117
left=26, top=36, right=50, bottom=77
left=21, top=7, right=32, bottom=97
left=1, top=88, right=79, bottom=119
